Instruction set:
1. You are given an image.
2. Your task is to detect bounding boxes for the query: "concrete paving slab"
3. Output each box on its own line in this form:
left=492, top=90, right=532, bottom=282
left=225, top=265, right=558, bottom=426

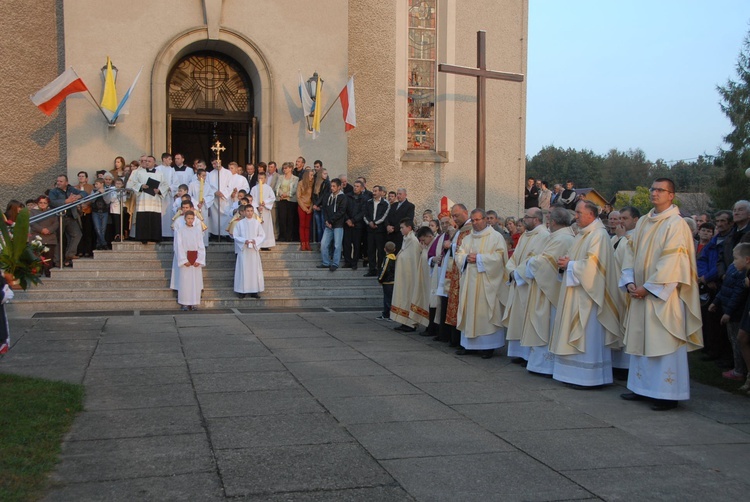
left=454, top=401, right=610, bottom=433
left=33, top=318, right=107, bottom=330
left=387, top=363, right=491, bottom=383
left=84, top=365, right=191, bottom=387
left=261, top=336, right=349, bottom=350
left=320, top=394, right=463, bottom=424
left=67, top=405, right=203, bottom=441
left=175, top=316, right=247, bottom=329
left=731, top=422, right=750, bottom=434
left=236, top=485, right=413, bottom=502
left=499, top=427, right=687, bottom=471
left=614, top=409, right=750, bottom=446
left=187, top=355, right=286, bottom=374
left=9, top=338, right=99, bottom=353
left=178, top=326, right=252, bottom=336
left=0, top=364, right=86, bottom=384
left=564, top=463, right=750, bottom=502
left=0, top=349, right=93, bottom=367
left=50, top=433, right=213, bottom=484
left=208, top=412, right=353, bottom=449
left=366, top=350, right=468, bottom=368
left=382, top=451, right=592, bottom=502
left=416, top=380, right=548, bottom=405
left=345, top=339, right=435, bottom=355
left=182, top=340, right=272, bottom=359
left=87, top=352, right=187, bottom=369
left=684, top=381, right=750, bottom=424
left=84, top=383, right=197, bottom=410
left=347, top=419, right=516, bottom=460
left=14, top=330, right=101, bottom=340
left=99, top=332, right=180, bottom=344
left=198, top=389, right=325, bottom=418
left=301, top=375, right=422, bottom=399
left=93, top=340, right=182, bottom=356
left=271, top=347, right=367, bottom=363
left=43, top=472, right=224, bottom=502
left=666, top=442, right=750, bottom=485
left=249, top=327, right=332, bottom=338
left=192, top=370, right=302, bottom=393
left=284, top=359, right=392, bottom=380
left=216, top=443, right=394, bottom=497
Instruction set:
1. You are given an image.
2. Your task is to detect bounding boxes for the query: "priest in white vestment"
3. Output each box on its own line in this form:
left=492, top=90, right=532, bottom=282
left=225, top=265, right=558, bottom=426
left=620, top=179, right=702, bottom=410
left=156, top=158, right=175, bottom=238
left=188, top=168, right=214, bottom=248
left=549, top=200, right=623, bottom=387
left=176, top=211, right=206, bottom=310
left=207, top=161, right=233, bottom=238
left=410, top=226, right=436, bottom=329
left=126, top=155, right=166, bottom=243
left=249, top=173, right=276, bottom=249
left=455, top=209, right=509, bottom=359
left=390, top=219, right=421, bottom=332
left=611, top=206, right=640, bottom=373
left=522, top=207, right=576, bottom=375
left=503, top=207, right=550, bottom=362
left=234, top=205, right=266, bottom=299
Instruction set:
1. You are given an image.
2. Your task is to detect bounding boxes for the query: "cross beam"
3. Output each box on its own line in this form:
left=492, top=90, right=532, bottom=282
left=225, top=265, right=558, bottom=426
left=439, top=30, right=524, bottom=209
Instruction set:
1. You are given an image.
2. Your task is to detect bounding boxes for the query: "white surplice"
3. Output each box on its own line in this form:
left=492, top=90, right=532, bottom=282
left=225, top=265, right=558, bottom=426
left=234, top=217, right=266, bottom=293
left=249, top=182, right=276, bottom=248
left=176, top=222, right=206, bottom=306
left=207, top=167, right=233, bottom=236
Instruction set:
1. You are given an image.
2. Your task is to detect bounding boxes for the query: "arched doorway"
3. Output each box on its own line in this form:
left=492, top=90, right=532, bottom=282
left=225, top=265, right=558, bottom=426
left=167, top=51, right=257, bottom=167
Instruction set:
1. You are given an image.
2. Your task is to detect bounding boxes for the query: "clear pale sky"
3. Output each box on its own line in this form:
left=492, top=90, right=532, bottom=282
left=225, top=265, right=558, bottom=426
left=526, top=0, right=750, bottom=162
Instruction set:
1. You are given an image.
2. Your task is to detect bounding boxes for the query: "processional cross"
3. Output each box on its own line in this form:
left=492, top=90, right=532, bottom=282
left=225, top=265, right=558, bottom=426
left=438, top=31, right=524, bottom=209
left=211, top=140, right=226, bottom=163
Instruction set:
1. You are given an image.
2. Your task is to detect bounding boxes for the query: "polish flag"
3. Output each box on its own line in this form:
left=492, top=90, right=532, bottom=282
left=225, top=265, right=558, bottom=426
left=30, top=68, right=88, bottom=116
left=338, top=76, right=356, bottom=132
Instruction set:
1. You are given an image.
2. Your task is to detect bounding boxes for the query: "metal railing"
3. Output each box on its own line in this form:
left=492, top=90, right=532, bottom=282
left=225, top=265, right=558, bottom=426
left=30, top=188, right=134, bottom=270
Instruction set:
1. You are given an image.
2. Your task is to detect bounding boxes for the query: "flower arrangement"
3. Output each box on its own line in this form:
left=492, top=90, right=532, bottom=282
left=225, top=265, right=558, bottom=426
left=0, top=208, right=45, bottom=290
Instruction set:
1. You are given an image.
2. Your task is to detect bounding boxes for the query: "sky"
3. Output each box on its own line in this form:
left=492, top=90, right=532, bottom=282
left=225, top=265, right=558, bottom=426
left=526, top=0, right=750, bottom=163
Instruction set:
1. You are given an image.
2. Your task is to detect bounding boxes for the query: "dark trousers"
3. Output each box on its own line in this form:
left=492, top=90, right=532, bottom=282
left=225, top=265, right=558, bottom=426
left=428, top=307, right=438, bottom=336
left=702, top=305, right=733, bottom=360
left=387, top=231, right=403, bottom=253
left=367, top=230, right=386, bottom=273
left=61, top=216, right=82, bottom=260
left=382, top=283, right=394, bottom=318
left=277, top=200, right=295, bottom=242
left=343, top=226, right=363, bottom=267
left=437, top=296, right=450, bottom=342
left=78, top=213, right=94, bottom=256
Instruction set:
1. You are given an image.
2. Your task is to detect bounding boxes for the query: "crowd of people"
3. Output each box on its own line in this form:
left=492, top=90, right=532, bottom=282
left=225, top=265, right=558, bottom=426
left=4, top=160, right=750, bottom=405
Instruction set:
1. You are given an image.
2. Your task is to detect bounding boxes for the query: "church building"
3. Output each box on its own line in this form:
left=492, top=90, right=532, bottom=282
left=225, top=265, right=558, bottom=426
left=1, top=0, right=528, bottom=214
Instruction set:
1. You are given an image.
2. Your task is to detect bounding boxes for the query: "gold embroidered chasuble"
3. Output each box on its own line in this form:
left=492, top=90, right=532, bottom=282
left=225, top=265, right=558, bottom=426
left=622, top=205, right=703, bottom=356
left=550, top=218, right=623, bottom=356
left=390, top=231, right=421, bottom=326
left=455, top=227, right=509, bottom=339
left=502, top=225, right=550, bottom=339
left=521, top=226, right=576, bottom=347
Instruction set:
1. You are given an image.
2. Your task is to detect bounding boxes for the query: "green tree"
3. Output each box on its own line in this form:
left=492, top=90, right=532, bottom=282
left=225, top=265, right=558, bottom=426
left=713, top=31, right=750, bottom=208
left=615, top=186, right=681, bottom=215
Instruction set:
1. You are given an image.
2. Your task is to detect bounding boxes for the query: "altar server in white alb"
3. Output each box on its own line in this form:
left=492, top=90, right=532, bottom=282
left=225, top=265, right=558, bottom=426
left=620, top=178, right=702, bottom=411
left=249, top=172, right=276, bottom=249
left=175, top=210, right=206, bottom=311
left=156, top=153, right=175, bottom=238
left=234, top=205, right=265, bottom=299
left=189, top=167, right=213, bottom=247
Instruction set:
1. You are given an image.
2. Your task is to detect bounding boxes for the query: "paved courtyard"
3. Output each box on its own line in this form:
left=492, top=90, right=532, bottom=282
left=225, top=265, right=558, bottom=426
left=2, top=310, right=750, bottom=501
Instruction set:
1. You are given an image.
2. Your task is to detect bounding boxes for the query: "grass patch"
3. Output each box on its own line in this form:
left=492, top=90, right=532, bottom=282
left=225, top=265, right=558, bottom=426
left=688, top=351, right=747, bottom=395
left=0, top=374, right=84, bottom=502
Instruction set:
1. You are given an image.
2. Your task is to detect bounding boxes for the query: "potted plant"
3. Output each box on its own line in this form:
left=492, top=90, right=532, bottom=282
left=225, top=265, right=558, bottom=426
left=0, top=208, right=45, bottom=290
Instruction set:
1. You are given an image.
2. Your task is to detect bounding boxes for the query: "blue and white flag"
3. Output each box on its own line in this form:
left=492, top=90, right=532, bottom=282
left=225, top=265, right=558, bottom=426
left=111, top=66, right=143, bottom=122
left=298, top=71, right=314, bottom=117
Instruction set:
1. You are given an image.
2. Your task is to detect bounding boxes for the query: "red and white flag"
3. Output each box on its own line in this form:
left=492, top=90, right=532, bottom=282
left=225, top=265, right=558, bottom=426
left=338, top=76, right=356, bottom=131
left=30, top=68, right=88, bottom=116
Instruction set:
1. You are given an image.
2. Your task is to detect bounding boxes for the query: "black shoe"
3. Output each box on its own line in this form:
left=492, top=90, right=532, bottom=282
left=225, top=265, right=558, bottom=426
left=341, top=263, right=352, bottom=269
left=363, top=271, right=377, bottom=277
left=394, top=325, right=416, bottom=332
left=316, top=264, right=329, bottom=268
left=351, top=264, right=358, bottom=271
left=455, top=348, right=476, bottom=356
left=418, top=330, right=433, bottom=337
left=612, top=368, right=629, bottom=381
left=329, top=265, right=338, bottom=272
left=510, top=357, right=526, bottom=365
left=448, top=343, right=459, bottom=348
left=237, top=293, right=246, bottom=299
left=620, top=392, right=644, bottom=401
left=261, top=248, right=271, bottom=251
left=481, top=350, right=494, bottom=359
left=141, top=240, right=149, bottom=245
left=651, top=399, right=678, bottom=411
left=249, top=293, right=261, bottom=299
left=63, top=261, right=73, bottom=268
left=700, top=354, right=719, bottom=362
left=567, top=383, right=603, bottom=390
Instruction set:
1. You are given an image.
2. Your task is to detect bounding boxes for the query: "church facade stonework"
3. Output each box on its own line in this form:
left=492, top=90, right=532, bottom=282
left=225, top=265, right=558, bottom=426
left=0, top=0, right=527, bottom=214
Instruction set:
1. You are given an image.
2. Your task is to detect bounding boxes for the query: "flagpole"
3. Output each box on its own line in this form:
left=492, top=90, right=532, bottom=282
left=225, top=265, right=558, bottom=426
left=84, top=87, right=112, bottom=124
left=319, top=73, right=357, bottom=124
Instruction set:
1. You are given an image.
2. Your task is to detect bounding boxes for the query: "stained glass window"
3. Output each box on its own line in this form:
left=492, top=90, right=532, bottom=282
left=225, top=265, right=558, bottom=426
left=168, top=53, right=251, bottom=114
left=407, top=0, right=437, bottom=151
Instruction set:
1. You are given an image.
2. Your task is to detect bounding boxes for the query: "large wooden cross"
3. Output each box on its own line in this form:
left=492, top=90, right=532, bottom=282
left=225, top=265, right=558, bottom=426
left=439, top=31, right=524, bottom=209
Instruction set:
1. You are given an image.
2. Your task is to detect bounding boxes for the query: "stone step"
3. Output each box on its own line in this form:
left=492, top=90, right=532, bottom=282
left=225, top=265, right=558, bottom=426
left=37, top=275, right=378, bottom=289
left=7, top=294, right=381, bottom=315
left=48, top=268, right=376, bottom=279
left=111, top=242, right=318, bottom=252
left=93, top=250, right=325, bottom=261
left=66, top=258, right=336, bottom=270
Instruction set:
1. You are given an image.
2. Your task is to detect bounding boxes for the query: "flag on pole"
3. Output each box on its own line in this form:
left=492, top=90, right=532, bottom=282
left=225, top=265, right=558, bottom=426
left=298, top=71, right=314, bottom=117
left=338, top=76, right=356, bottom=132
left=311, top=75, right=323, bottom=138
left=111, top=66, right=143, bottom=123
left=30, top=68, right=88, bottom=116
left=100, top=57, right=118, bottom=121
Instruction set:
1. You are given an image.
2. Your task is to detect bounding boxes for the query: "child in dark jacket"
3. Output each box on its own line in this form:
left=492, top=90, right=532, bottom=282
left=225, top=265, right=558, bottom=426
left=709, top=243, right=750, bottom=381
left=376, top=241, right=397, bottom=321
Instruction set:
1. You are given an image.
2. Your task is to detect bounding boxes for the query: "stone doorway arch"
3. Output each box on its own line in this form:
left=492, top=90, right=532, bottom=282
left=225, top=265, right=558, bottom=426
left=151, top=27, right=273, bottom=162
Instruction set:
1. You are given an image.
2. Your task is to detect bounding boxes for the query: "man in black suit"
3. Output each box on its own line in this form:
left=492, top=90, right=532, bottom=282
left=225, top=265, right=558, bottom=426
left=524, top=176, right=539, bottom=209
left=386, top=188, right=415, bottom=252
left=343, top=180, right=367, bottom=270
left=363, top=185, right=390, bottom=277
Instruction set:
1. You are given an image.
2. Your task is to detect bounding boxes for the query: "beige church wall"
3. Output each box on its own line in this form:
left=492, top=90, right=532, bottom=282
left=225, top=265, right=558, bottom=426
left=0, top=0, right=65, bottom=205
left=62, top=0, right=348, bottom=179
left=349, top=0, right=527, bottom=219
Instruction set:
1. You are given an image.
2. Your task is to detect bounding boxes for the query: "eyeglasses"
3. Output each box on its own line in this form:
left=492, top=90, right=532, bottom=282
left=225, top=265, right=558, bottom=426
left=648, top=187, right=673, bottom=194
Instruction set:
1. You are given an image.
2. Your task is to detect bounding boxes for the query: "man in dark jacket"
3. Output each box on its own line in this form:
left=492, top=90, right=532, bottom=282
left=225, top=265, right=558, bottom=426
left=386, top=188, right=415, bottom=252
left=363, top=185, right=390, bottom=277
left=343, top=181, right=367, bottom=270
left=49, top=174, right=85, bottom=267
left=317, top=178, right=348, bottom=271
